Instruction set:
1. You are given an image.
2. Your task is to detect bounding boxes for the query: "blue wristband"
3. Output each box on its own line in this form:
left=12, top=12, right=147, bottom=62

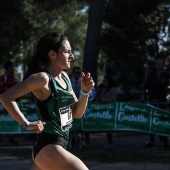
left=81, top=90, right=91, bottom=95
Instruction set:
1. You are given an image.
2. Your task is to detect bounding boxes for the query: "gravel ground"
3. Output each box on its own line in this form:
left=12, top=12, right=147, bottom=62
left=0, top=133, right=170, bottom=170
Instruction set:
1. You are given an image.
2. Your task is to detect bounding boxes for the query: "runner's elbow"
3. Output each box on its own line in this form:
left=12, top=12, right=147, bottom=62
left=73, top=111, right=84, bottom=119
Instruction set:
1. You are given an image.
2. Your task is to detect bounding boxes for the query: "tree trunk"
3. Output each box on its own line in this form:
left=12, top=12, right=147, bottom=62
left=83, top=0, right=106, bottom=86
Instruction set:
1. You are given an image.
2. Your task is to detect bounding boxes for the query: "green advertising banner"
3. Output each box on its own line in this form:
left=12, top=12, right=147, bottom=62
left=115, top=102, right=151, bottom=132
left=82, top=102, right=116, bottom=130
left=0, top=102, right=38, bottom=134
left=0, top=102, right=170, bottom=136
left=71, top=102, right=170, bottom=136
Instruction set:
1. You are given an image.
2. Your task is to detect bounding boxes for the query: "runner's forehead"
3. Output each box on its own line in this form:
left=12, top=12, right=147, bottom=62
left=62, top=40, right=72, bottom=50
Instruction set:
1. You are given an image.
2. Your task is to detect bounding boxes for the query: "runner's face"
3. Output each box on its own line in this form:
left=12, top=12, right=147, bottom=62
left=55, top=40, right=74, bottom=69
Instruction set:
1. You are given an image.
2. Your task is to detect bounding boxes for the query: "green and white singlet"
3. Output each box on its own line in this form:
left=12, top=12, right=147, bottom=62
left=33, top=72, right=75, bottom=140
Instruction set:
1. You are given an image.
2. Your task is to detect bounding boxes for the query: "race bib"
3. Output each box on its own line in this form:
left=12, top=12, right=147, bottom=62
left=59, top=105, right=73, bottom=132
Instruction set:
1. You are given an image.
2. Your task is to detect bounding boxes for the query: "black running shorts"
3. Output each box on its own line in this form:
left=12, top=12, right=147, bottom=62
left=33, top=132, right=68, bottom=160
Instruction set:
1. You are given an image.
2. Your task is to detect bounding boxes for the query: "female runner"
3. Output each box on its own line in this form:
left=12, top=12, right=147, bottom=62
left=0, top=32, right=95, bottom=170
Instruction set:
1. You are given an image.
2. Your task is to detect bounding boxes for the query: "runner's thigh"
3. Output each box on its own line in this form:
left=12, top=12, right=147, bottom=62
left=34, top=144, right=89, bottom=170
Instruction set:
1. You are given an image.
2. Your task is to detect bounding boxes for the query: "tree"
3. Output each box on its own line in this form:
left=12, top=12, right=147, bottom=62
left=0, top=0, right=30, bottom=63
left=83, top=0, right=106, bottom=85
left=0, top=0, right=89, bottom=75
left=100, top=0, right=170, bottom=96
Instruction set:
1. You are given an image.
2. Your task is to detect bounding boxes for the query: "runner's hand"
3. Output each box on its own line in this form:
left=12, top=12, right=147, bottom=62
left=81, top=72, right=95, bottom=93
left=27, top=120, right=46, bottom=134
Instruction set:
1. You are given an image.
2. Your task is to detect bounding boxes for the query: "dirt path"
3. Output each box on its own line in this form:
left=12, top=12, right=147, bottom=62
left=0, top=133, right=170, bottom=170
left=0, top=152, right=169, bottom=170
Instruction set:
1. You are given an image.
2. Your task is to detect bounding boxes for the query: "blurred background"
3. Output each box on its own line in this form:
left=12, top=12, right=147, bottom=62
left=0, top=0, right=170, bottom=101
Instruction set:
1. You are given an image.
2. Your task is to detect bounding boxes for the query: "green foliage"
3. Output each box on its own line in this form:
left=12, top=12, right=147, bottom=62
left=100, top=0, right=169, bottom=93
left=0, top=0, right=29, bottom=63
left=0, top=0, right=89, bottom=73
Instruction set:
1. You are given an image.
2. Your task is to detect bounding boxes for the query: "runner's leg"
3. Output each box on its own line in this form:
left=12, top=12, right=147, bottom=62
left=34, top=144, right=89, bottom=170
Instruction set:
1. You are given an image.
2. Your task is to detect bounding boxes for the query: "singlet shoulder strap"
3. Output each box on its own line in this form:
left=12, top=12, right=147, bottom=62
left=41, top=70, right=57, bottom=96
left=42, top=71, right=71, bottom=95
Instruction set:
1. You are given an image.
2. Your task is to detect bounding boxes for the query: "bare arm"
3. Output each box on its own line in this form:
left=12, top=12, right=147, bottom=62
left=0, top=72, right=48, bottom=133
left=72, top=72, right=95, bottom=119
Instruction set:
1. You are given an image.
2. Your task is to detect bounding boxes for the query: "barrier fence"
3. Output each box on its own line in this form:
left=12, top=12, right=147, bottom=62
left=0, top=102, right=170, bottom=136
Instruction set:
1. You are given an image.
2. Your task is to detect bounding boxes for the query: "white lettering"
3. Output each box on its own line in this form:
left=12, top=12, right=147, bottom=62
left=153, top=118, right=170, bottom=126
left=84, top=111, right=112, bottom=119
left=118, top=112, right=147, bottom=123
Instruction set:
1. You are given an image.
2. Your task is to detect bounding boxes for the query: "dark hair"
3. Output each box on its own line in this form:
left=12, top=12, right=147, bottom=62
left=4, top=61, right=13, bottom=70
left=24, top=32, right=69, bottom=79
